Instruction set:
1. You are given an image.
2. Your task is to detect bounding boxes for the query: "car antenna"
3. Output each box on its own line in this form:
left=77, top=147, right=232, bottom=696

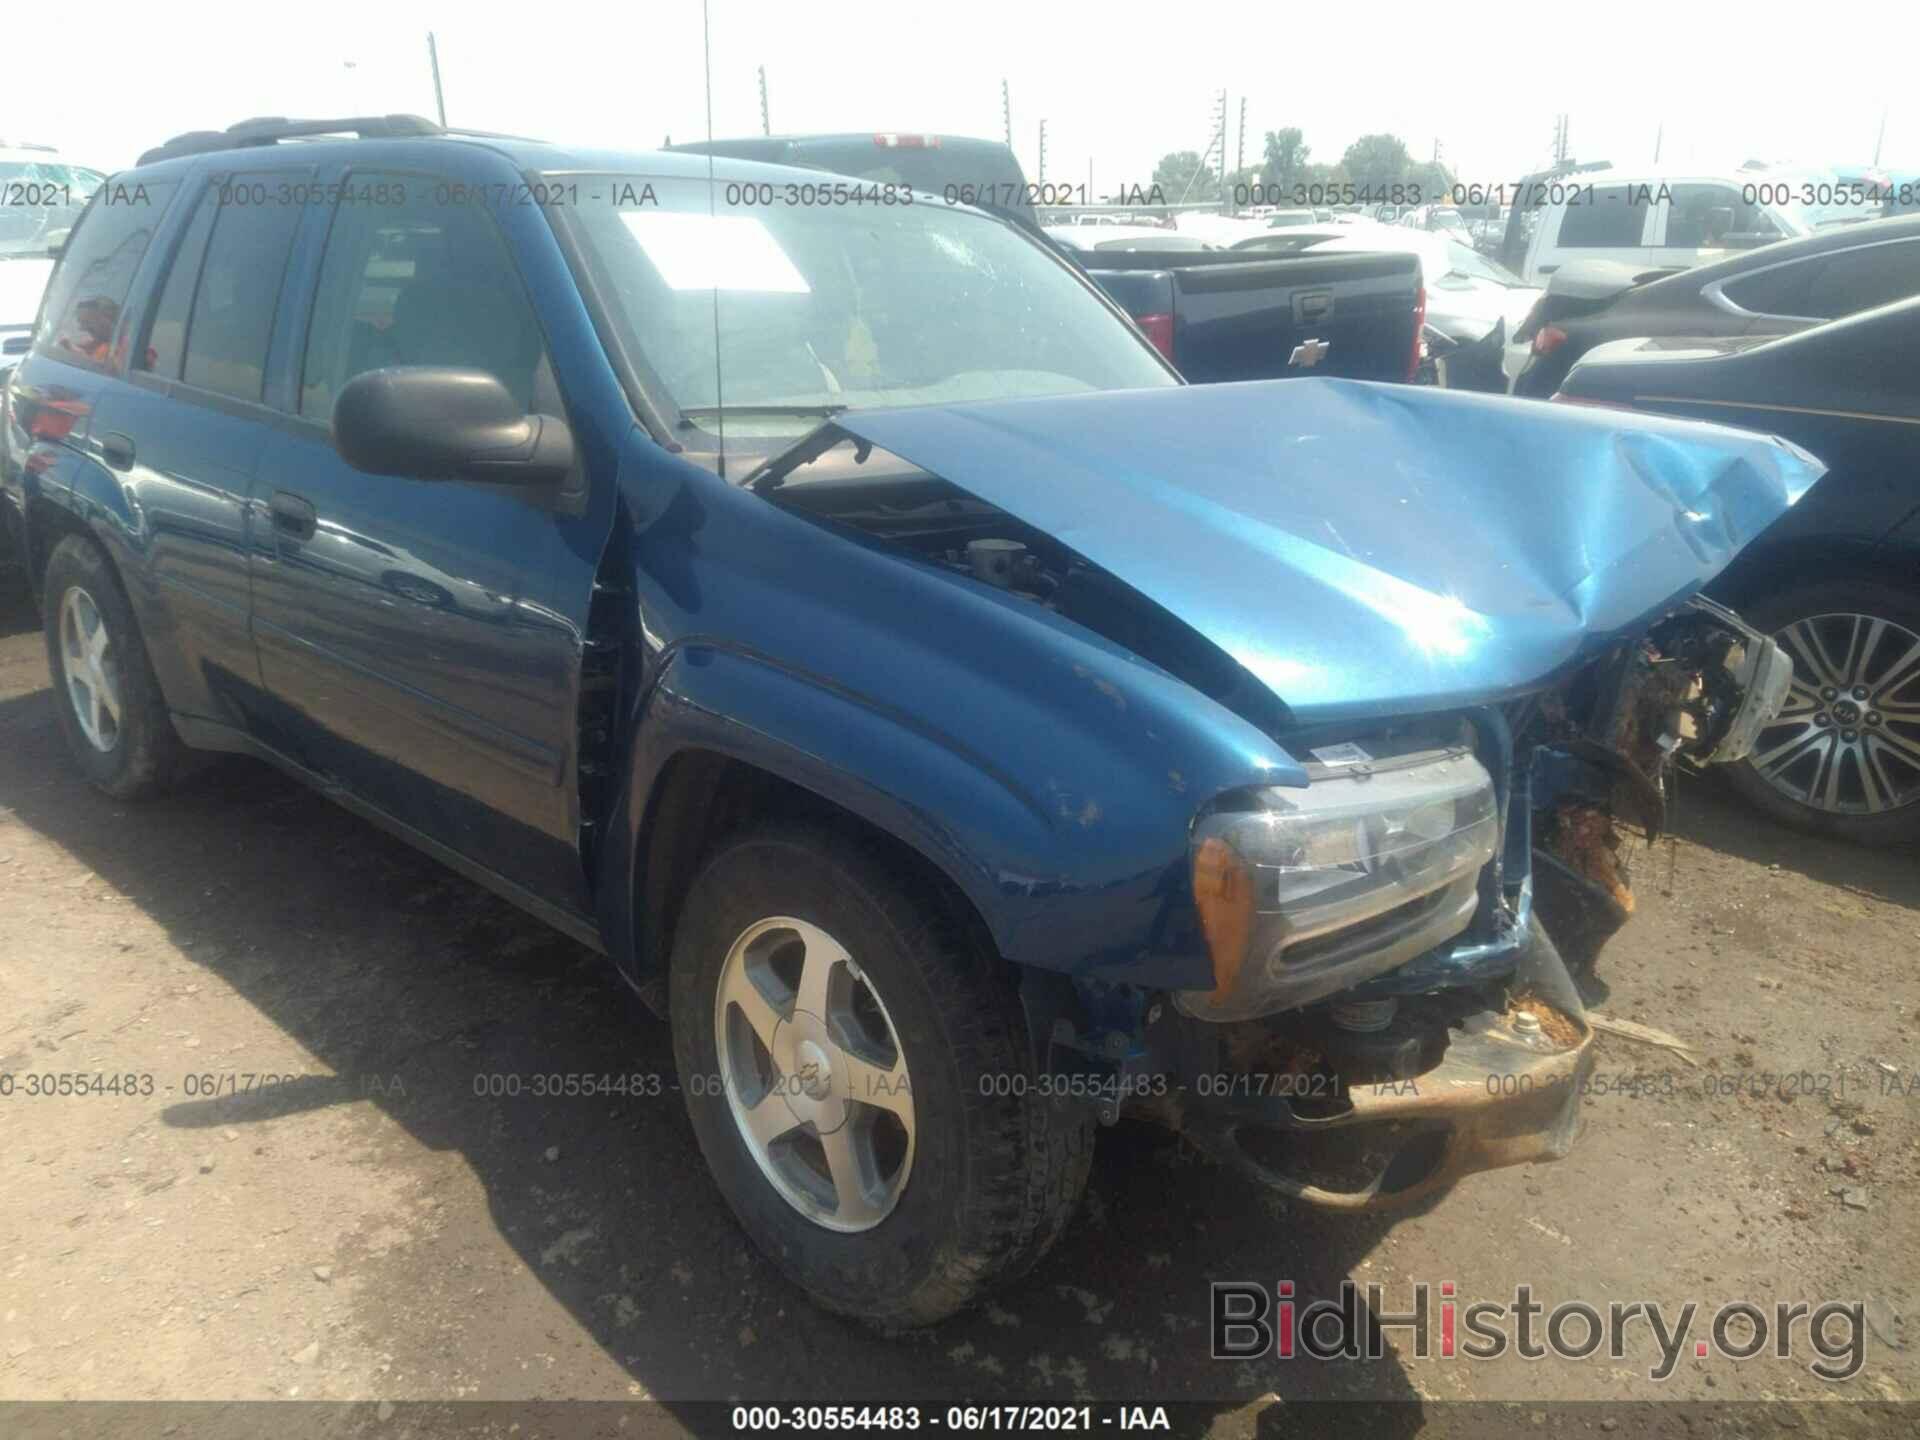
left=701, top=0, right=727, bottom=482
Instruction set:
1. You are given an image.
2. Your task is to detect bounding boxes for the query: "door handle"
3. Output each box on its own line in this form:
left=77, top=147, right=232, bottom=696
left=269, top=491, right=318, bottom=542
left=99, top=432, right=136, bottom=472
left=1536, top=264, right=1558, bottom=275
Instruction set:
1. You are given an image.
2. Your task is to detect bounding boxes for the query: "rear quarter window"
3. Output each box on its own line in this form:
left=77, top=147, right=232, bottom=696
left=32, top=182, right=179, bottom=368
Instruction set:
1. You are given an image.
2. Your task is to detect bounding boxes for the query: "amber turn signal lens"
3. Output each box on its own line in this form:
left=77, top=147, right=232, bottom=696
left=1192, top=835, right=1254, bottom=1002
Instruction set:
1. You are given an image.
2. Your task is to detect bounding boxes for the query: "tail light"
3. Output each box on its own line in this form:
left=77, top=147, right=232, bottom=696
left=1407, top=285, right=1427, bottom=381
left=1136, top=312, right=1175, bottom=362
left=874, top=134, right=940, bottom=149
left=1533, top=324, right=1569, bottom=356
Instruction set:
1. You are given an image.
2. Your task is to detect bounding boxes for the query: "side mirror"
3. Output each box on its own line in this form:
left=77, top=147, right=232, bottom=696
left=332, top=367, right=573, bottom=485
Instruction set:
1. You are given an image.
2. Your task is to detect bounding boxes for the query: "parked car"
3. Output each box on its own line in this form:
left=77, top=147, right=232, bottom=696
left=1497, top=165, right=1847, bottom=285
left=1042, top=224, right=1216, bottom=254
left=8, top=114, right=1813, bottom=1326
left=1233, top=226, right=1540, bottom=392
left=1396, top=204, right=1474, bottom=244
left=685, top=133, right=1426, bottom=385
left=1556, top=296, right=1920, bottom=842
left=2, top=143, right=105, bottom=366
left=1509, top=215, right=1920, bottom=397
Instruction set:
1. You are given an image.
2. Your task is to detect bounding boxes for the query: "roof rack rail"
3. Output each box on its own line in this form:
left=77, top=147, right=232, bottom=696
left=136, top=114, right=445, bottom=167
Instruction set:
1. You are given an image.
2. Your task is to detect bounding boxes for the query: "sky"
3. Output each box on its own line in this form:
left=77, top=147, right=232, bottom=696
left=10, top=0, right=1915, bottom=188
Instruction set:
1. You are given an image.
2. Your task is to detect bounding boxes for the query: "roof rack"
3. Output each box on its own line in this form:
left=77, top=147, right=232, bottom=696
left=136, top=114, right=446, bottom=167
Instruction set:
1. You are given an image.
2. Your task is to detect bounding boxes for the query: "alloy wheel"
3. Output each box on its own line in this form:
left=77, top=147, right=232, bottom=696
left=713, top=916, right=915, bottom=1232
left=59, top=585, right=123, bottom=753
left=1749, top=611, right=1920, bottom=815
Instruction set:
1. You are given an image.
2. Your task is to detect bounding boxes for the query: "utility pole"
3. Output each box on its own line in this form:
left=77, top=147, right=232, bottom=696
left=1653, top=122, right=1663, bottom=164
left=1874, top=107, right=1888, bottom=166
left=1235, top=96, right=1247, bottom=212
left=1037, top=119, right=1047, bottom=184
left=426, top=32, right=447, bottom=126
left=758, top=65, right=770, bottom=135
left=1001, top=80, right=1012, bottom=147
left=1551, top=113, right=1570, bottom=166
left=1210, top=88, right=1228, bottom=211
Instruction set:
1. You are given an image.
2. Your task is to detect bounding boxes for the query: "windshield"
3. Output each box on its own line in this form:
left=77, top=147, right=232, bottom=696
left=564, top=176, right=1177, bottom=442
left=0, top=161, right=99, bottom=259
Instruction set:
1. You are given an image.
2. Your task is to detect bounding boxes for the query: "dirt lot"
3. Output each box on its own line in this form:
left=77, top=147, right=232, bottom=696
left=2, top=573, right=1918, bottom=1434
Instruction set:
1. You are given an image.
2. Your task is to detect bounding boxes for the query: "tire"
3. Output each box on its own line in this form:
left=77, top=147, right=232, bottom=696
left=669, top=822, right=1094, bottom=1327
left=42, top=535, right=188, bottom=799
left=1724, top=578, right=1920, bottom=844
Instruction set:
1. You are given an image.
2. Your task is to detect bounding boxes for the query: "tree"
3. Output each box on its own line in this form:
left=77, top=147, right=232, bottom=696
left=1340, top=133, right=1414, bottom=191
left=1260, top=127, right=1310, bottom=191
left=1152, top=149, right=1218, bottom=204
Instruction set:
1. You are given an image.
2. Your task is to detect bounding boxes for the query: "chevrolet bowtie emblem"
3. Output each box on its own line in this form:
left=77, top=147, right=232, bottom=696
left=1288, top=337, right=1330, bottom=368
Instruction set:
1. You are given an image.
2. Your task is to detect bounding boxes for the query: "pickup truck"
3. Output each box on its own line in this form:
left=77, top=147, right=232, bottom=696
left=10, top=115, right=1812, bottom=1328
left=675, top=132, right=1424, bottom=384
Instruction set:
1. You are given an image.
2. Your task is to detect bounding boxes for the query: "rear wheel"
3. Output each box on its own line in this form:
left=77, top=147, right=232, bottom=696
left=1726, top=579, right=1920, bottom=844
left=669, top=823, right=1093, bottom=1326
left=42, top=535, right=187, bottom=799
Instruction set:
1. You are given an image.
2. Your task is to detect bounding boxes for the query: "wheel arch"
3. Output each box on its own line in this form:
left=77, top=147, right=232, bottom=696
left=1705, top=532, right=1919, bottom=613
left=605, top=645, right=1066, bottom=997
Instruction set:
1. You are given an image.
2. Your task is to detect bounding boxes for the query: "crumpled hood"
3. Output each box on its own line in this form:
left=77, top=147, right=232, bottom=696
left=832, top=378, right=1825, bottom=720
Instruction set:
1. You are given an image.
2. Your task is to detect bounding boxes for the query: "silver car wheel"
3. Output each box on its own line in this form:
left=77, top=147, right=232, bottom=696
left=1749, top=611, right=1920, bottom=815
left=59, top=585, right=123, bottom=753
left=713, top=916, right=915, bottom=1233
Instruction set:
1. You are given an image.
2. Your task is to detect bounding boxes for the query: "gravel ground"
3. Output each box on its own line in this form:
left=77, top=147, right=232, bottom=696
left=1, top=576, right=1917, bottom=1434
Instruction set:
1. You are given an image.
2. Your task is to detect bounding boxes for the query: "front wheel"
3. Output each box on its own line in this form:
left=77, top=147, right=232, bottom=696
left=1725, top=579, right=1920, bottom=844
left=669, top=823, right=1093, bottom=1326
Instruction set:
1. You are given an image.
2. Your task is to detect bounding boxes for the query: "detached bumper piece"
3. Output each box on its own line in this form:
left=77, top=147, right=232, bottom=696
left=1131, top=917, right=1594, bottom=1210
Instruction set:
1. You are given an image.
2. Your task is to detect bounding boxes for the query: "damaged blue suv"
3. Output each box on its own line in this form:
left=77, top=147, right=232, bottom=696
left=5, top=116, right=1818, bottom=1326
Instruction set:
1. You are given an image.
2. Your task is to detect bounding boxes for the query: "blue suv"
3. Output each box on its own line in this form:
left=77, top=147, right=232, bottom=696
left=3, top=115, right=1820, bottom=1325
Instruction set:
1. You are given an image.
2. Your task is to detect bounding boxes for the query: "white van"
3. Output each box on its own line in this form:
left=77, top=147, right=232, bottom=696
left=1505, top=170, right=1831, bottom=285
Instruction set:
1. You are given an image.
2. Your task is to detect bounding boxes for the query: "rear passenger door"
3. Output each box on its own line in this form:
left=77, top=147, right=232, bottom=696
left=249, top=172, right=595, bottom=912
left=1529, top=183, right=1655, bottom=279
left=84, top=171, right=303, bottom=732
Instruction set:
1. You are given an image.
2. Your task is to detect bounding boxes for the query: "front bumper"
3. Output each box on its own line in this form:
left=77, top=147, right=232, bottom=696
left=1132, top=915, right=1594, bottom=1211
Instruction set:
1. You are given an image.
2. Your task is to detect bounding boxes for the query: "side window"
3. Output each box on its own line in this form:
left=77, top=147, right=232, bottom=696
left=1802, top=240, right=1920, bottom=319
left=32, top=182, right=179, bottom=368
left=300, top=176, right=551, bottom=419
left=1663, top=185, right=1778, bottom=249
left=139, top=189, right=218, bottom=378
left=1554, top=186, right=1643, bottom=248
left=1720, top=259, right=1817, bottom=318
left=180, top=178, right=303, bottom=402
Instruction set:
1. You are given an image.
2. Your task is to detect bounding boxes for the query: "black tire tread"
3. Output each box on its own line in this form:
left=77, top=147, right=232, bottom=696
left=41, top=534, right=187, bottom=800
left=669, top=820, right=1094, bottom=1327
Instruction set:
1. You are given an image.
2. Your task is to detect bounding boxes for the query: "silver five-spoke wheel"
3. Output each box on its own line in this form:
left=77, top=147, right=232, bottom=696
left=714, top=917, right=914, bottom=1232
left=59, top=585, right=123, bottom=753
left=1751, top=611, right=1920, bottom=815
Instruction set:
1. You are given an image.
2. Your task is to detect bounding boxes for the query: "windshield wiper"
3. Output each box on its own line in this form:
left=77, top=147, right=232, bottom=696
left=678, top=403, right=848, bottom=428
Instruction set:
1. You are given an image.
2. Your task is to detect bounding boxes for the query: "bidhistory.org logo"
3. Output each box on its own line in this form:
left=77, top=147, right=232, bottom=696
left=1211, top=1281, right=1866, bottom=1381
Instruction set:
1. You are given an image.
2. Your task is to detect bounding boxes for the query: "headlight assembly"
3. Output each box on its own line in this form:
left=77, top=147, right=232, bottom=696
left=1180, top=743, right=1498, bottom=1022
